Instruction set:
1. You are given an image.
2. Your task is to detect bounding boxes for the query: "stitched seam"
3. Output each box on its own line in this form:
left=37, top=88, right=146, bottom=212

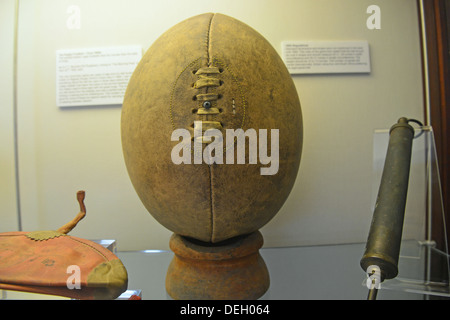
left=207, top=14, right=215, bottom=242
left=206, top=14, right=214, bottom=66
left=212, top=58, right=246, bottom=130
left=67, top=236, right=110, bottom=262
left=208, top=164, right=215, bottom=242
left=169, top=58, right=202, bottom=131
left=212, top=58, right=247, bottom=156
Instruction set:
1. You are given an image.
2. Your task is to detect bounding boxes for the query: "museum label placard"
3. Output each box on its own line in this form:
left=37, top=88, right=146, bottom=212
left=56, top=46, right=142, bottom=107
left=282, top=41, right=371, bottom=74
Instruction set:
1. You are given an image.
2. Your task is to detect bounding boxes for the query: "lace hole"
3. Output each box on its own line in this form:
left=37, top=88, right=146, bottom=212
left=203, top=101, right=212, bottom=109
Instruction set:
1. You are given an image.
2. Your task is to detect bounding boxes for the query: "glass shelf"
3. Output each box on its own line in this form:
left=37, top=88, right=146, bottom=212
left=1, top=241, right=445, bottom=300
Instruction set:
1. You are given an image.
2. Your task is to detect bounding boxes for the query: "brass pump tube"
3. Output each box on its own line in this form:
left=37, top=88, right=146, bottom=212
left=360, top=117, right=415, bottom=296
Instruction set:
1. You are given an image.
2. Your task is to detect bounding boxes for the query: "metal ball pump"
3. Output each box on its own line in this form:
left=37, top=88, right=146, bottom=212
left=360, top=117, right=419, bottom=300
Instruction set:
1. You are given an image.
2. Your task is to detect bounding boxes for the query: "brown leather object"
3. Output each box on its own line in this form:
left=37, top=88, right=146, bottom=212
left=0, top=192, right=128, bottom=300
left=121, top=13, right=302, bottom=243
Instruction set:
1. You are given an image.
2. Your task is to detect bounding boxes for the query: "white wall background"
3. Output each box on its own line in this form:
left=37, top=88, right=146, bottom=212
left=0, top=0, right=424, bottom=251
left=0, top=0, right=18, bottom=233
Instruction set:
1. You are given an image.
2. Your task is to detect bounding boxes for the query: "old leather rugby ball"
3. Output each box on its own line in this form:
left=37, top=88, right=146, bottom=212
left=121, top=13, right=302, bottom=243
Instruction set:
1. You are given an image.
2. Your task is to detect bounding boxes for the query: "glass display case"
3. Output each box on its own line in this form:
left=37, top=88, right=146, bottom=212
left=1, top=1, right=448, bottom=302
left=1, top=127, right=448, bottom=301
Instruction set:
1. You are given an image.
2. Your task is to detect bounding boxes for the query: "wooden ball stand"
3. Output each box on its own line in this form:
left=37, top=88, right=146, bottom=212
left=165, top=231, right=270, bottom=300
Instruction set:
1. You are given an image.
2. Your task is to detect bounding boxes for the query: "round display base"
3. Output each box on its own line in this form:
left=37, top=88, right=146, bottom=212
left=166, top=231, right=270, bottom=300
